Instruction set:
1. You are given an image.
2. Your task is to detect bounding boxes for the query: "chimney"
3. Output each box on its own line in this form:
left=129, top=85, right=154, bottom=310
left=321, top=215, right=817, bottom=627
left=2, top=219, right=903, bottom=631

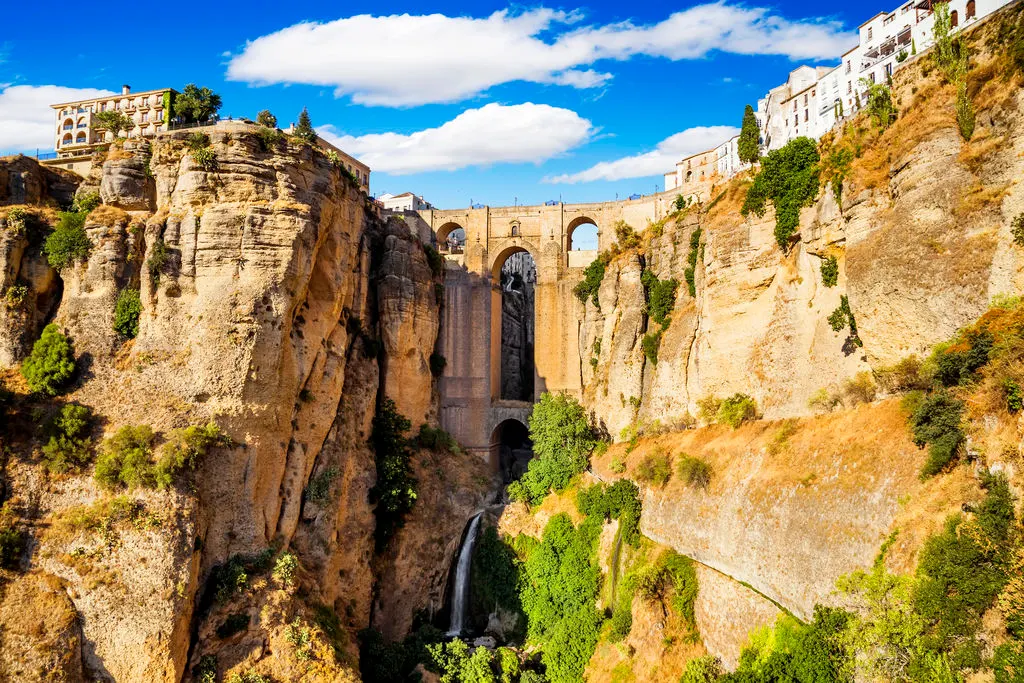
left=122, top=85, right=131, bottom=95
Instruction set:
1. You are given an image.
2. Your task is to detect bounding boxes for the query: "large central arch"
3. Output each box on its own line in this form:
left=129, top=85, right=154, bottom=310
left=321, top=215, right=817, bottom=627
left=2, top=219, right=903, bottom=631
left=490, top=245, right=537, bottom=403
left=489, top=418, right=534, bottom=481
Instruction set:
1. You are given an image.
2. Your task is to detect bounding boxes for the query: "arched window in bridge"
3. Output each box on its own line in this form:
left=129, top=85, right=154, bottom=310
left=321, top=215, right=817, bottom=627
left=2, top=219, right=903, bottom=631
left=511, top=223, right=520, bottom=237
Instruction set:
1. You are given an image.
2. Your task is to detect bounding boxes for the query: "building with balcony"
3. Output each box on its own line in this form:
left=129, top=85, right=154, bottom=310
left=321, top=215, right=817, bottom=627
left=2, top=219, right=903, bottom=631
left=49, top=85, right=176, bottom=174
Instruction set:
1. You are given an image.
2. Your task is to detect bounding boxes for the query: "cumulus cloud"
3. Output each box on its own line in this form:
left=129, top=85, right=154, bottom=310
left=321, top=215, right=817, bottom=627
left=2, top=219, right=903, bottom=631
left=544, top=125, right=739, bottom=184
left=319, top=103, right=595, bottom=174
left=0, top=85, right=115, bottom=153
left=226, top=4, right=855, bottom=106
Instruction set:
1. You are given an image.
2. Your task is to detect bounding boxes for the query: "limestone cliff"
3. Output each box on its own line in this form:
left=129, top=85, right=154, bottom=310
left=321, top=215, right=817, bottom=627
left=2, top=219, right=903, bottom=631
left=0, top=127, right=482, bottom=681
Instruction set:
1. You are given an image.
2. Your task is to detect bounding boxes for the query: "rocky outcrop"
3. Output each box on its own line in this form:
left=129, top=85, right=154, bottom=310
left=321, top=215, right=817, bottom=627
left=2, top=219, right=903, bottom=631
left=0, top=155, right=78, bottom=207
left=693, top=565, right=781, bottom=670
left=98, top=140, right=155, bottom=211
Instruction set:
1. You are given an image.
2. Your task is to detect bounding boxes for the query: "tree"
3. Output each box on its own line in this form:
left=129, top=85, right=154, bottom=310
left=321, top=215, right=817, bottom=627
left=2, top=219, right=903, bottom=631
left=294, top=107, right=317, bottom=143
left=92, top=110, right=134, bottom=139
left=256, top=110, right=277, bottom=128
left=21, top=324, right=76, bottom=396
left=172, top=84, right=222, bottom=124
left=741, top=136, right=820, bottom=249
left=738, top=104, right=761, bottom=164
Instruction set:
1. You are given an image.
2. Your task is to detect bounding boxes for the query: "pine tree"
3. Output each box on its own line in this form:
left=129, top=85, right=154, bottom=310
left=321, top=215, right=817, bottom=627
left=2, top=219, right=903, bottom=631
left=737, top=104, right=760, bottom=164
left=294, top=107, right=317, bottom=144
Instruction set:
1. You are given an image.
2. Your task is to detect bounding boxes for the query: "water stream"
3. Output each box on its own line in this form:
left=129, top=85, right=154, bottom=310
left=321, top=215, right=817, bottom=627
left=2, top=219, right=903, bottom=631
left=447, top=512, right=484, bottom=636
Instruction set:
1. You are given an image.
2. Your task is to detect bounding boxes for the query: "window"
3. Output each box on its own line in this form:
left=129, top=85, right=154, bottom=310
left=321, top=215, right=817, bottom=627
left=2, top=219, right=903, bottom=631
left=950, top=10, right=958, bottom=26
left=868, top=27, right=873, bottom=40
left=803, top=94, right=808, bottom=105
left=847, top=81, right=853, bottom=94
left=156, top=110, right=163, bottom=121
left=869, top=72, right=876, bottom=83
left=141, top=112, right=148, bottom=122
left=885, top=63, right=893, bottom=78
left=812, top=89, right=816, bottom=97
left=804, top=109, right=809, bottom=121
left=100, top=102, right=106, bottom=112
left=794, top=115, right=799, bottom=126
left=846, top=60, right=852, bottom=74
left=966, top=0, right=976, bottom=18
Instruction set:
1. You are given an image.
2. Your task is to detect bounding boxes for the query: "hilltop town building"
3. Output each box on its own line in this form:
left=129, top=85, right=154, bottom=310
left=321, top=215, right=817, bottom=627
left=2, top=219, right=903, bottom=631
left=51, top=85, right=176, bottom=158
left=664, top=0, right=1010, bottom=188
left=378, top=192, right=433, bottom=212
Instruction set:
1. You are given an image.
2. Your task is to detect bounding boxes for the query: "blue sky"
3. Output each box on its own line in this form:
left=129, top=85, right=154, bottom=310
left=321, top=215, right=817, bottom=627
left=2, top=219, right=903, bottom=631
left=1, top=0, right=868, bottom=208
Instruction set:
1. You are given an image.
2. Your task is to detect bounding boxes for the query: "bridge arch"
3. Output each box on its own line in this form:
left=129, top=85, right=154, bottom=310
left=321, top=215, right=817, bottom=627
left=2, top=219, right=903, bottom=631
left=489, top=417, right=533, bottom=481
left=566, top=216, right=599, bottom=252
left=489, top=242, right=538, bottom=280
left=490, top=244, right=538, bottom=402
left=437, top=222, right=466, bottom=253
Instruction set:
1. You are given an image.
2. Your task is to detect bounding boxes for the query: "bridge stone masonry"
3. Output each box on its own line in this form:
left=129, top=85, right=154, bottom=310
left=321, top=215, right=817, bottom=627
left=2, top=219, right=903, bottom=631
left=403, top=190, right=693, bottom=469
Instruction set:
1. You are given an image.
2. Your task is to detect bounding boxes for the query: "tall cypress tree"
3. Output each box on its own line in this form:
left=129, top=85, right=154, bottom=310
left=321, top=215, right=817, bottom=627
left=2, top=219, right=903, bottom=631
left=737, top=104, right=760, bottom=164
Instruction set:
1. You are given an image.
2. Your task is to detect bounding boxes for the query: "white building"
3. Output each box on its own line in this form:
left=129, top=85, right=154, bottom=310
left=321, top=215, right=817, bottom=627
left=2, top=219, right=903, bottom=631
left=757, top=0, right=1006, bottom=153
left=378, top=192, right=433, bottom=212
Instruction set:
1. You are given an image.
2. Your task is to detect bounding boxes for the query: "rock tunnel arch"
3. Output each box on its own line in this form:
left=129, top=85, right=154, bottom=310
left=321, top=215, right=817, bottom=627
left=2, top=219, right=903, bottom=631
left=490, top=245, right=538, bottom=403
left=489, top=418, right=533, bottom=481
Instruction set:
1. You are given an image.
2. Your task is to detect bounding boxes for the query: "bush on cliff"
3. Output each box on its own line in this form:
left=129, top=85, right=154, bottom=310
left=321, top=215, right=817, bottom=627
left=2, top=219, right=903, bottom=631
left=635, top=449, right=671, bottom=487
left=908, top=391, right=965, bottom=478
left=95, top=425, right=157, bottom=489
left=573, top=253, right=609, bottom=306
left=741, top=137, right=820, bottom=250
left=41, top=403, right=94, bottom=473
left=45, top=210, right=92, bottom=271
left=575, top=479, right=642, bottom=546
left=641, top=269, right=679, bottom=327
left=153, top=423, right=228, bottom=489
left=717, top=393, right=758, bottom=428
left=369, top=398, right=417, bottom=549
left=508, top=393, right=597, bottom=504
left=21, top=324, right=76, bottom=396
left=113, top=287, right=142, bottom=339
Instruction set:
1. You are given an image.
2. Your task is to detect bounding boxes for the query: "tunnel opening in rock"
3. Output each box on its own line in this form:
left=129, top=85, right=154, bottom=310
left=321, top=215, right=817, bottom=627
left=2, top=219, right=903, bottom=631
left=498, top=251, right=536, bottom=402
left=491, top=418, right=533, bottom=484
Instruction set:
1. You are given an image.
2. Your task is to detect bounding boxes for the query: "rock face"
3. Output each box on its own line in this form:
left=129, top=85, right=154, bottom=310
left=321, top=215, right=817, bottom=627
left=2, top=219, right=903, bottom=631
left=0, top=131, right=466, bottom=681
left=0, top=155, right=78, bottom=207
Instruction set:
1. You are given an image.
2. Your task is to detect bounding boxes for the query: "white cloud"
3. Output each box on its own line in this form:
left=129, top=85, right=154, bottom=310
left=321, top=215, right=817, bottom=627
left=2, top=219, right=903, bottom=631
left=0, top=85, right=115, bottom=154
left=319, top=103, right=594, bottom=174
left=544, top=125, right=739, bottom=184
left=226, top=4, right=855, bottom=106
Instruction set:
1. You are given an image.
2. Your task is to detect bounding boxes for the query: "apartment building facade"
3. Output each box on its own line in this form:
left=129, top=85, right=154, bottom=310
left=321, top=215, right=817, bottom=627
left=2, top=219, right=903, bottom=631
left=51, top=85, right=176, bottom=157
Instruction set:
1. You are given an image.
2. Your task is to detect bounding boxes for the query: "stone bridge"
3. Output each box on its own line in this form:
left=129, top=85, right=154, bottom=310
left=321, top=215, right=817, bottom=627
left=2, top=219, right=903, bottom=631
left=403, top=193, right=681, bottom=467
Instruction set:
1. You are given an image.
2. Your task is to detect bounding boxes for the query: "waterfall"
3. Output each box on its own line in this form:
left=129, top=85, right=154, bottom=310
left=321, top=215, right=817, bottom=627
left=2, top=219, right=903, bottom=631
left=447, top=512, right=483, bottom=636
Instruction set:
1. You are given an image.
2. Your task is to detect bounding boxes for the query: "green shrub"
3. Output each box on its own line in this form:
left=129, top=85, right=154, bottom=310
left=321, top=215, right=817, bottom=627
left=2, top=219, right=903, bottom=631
left=72, top=192, right=101, bottom=213
left=189, top=146, right=216, bottom=170
left=993, top=642, right=1024, bottom=683
left=641, top=269, right=679, bottom=326
left=20, top=324, right=76, bottom=396
left=909, top=391, right=964, bottom=478
left=576, top=480, right=642, bottom=546
left=0, top=509, right=25, bottom=570
left=255, top=126, right=284, bottom=152
left=147, top=237, right=170, bottom=283
left=113, top=287, right=142, bottom=338
left=509, top=393, right=597, bottom=505
left=45, top=211, right=91, bottom=271
left=820, top=255, right=839, bottom=287
left=684, top=227, right=702, bottom=297
left=642, top=330, right=662, bottom=365
left=226, top=671, right=270, bottom=683
left=609, top=456, right=626, bottom=474
left=718, top=393, right=757, bottom=428
left=681, top=655, right=723, bottom=683
left=186, top=132, right=210, bottom=150
left=216, top=612, right=250, bottom=639
left=697, top=395, right=722, bottom=424
left=634, top=551, right=698, bottom=626
left=153, top=423, right=227, bottom=489
left=861, top=80, right=896, bottom=130
left=273, top=551, right=298, bottom=586
left=844, top=371, right=877, bottom=404
left=931, top=330, right=993, bottom=387
left=95, top=425, right=156, bottom=489
left=430, top=352, right=447, bottom=377
left=676, top=455, right=712, bottom=489
left=304, top=467, right=339, bottom=504
left=193, top=654, right=217, bottom=683
left=956, top=82, right=976, bottom=141
left=1004, top=378, right=1024, bottom=413
left=635, top=449, right=671, bottom=487
left=741, top=137, right=820, bottom=250
left=423, top=244, right=444, bottom=277
left=369, top=398, right=417, bottom=549
left=613, top=220, right=640, bottom=250
left=608, top=575, right=635, bottom=643
left=915, top=472, right=1015, bottom=653
left=574, top=253, right=609, bottom=306
left=41, top=403, right=93, bottom=473
left=285, top=617, right=314, bottom=660
left=1012, top=213, right=1024, bottom=247
left=674, top=194, right=688, bottom=211
left=875, top=355, right=929, bottom=393
left=3, top=284, right=28, bottom=310
left=415, top=424, right=459, bottom=452
left=827, top=295, right=862, bottom=354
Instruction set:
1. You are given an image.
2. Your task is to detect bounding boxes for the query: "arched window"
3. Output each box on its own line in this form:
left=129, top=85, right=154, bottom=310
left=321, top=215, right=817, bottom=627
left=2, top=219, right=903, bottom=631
left=950, top=10, right=958, bottom=26
left=61, top=133, right=72, bottom=146
left=511, top=224, right=520, bottom=237
left=966, top=0, right=976, bottom=18
left=75, top=132, right=87, bottom=143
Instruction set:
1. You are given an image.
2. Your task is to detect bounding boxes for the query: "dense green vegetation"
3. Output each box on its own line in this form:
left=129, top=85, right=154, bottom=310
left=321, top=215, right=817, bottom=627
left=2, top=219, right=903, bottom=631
left=641, top=269, right=679, bottom=327
left=45, top=210, right=92, bottom=271
left=576, top=480, right=642, bottom=546
left=20, top=324, right=76, bottom=395
left=907, top=391, right=965, bottom=478
left=255, top=109, right=277, bottom=128
left=717, top=393, right=758, bottom=428
left=508, top=393, right=598, bottom=505
left=113, top=287, right=142, bottom=338
left=635, top=449, right=671, bottom=487
left=573, top=253, right=609, bottom=306
left=41, top=403, right=94, bottom=473
left=369, top=398, right=417, bottom=549
left=153, top=423, right=228, bottom=489
left=94, top=422, right=225, bottom=490
left=741, top=137, right=820, bottom=250
left=470, top=526, right=524, bottom=633
left=820, top=255, right=838, bottom=288
left=92, top=110, right=134, bottom=138
left=172, top=83, right=222, bottom=124
left=684, top=227, right=702, bottom=297
left=642, top=329, right=663, bottom=365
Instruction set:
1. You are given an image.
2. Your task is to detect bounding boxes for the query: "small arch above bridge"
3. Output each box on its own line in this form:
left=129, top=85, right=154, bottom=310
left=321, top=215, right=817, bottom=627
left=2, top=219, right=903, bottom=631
left=437, top=222, right=466, bottom=254
left=566, top=216, right=599, bottom=252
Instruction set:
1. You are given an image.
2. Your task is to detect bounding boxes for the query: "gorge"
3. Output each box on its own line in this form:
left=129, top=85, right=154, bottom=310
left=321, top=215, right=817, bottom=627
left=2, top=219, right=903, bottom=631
left=2, top=3, right=1024, bottom=681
